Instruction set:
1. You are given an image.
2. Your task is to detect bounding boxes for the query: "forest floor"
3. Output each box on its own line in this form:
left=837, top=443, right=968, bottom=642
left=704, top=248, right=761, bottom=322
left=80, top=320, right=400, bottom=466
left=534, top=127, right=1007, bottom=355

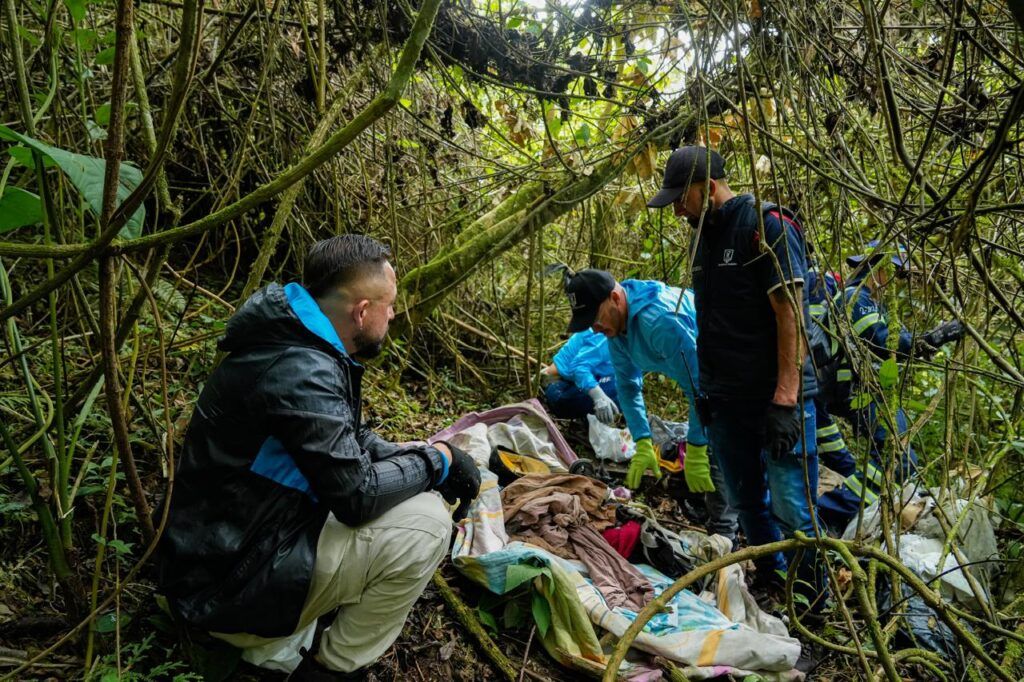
left=1, top=385, right=851, bottom=682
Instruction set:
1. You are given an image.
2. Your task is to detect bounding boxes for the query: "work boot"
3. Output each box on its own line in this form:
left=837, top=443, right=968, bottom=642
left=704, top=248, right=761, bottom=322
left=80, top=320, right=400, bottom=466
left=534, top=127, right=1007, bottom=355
left=287, top=648, right=367, bottom=681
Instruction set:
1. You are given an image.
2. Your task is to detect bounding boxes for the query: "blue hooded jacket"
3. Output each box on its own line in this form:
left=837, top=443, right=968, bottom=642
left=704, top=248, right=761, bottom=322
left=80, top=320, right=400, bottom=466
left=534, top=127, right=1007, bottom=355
left=552, top=330, right=616, bottom=391
left=606, top=280, right=707, bottom=446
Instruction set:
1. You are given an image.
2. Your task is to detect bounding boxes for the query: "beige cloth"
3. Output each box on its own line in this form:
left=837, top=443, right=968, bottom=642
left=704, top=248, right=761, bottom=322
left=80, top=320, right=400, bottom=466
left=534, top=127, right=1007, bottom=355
left=214, top=492, right=451, bottom=672
left=501, top=474, right=653, bottom=611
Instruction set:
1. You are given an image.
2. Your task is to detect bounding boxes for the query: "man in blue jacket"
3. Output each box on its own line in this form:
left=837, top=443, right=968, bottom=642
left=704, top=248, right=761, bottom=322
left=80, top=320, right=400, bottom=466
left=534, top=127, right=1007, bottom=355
left=648, top=146, right=824, bottom=610
left=158, top=235, right=481, bottom=681
left=541, top=329, right=621, bottom=421
left=562, top=270, right=738, bottom=540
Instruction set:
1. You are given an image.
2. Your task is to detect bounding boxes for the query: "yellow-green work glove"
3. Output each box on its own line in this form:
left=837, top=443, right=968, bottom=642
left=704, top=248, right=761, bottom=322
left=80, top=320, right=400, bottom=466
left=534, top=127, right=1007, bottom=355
left=683, top=443, right=715, bottom=493
left=626, top=438, right=661, bottom=489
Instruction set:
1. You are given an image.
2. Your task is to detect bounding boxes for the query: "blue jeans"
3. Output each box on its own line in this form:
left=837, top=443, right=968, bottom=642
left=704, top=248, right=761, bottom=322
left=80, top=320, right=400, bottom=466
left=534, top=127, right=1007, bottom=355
left=543, top=376, right=618, bottom=420
left=708, top=398, right=824, bottom=603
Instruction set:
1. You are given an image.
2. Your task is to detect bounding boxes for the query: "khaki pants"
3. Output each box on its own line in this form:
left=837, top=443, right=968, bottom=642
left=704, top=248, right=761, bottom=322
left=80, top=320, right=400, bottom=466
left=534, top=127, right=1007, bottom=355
left=215, top=492, right=452, bottom=672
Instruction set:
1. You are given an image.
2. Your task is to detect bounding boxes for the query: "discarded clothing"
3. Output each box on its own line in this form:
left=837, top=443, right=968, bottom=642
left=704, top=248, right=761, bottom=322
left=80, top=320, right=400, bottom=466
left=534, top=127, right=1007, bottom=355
left=443, top=405, right=803, bottom=680
left=430, top=399, right=577, bottom=469
left=603, top=520, right=643, bottom=560
left=502, top=474, right=653, bottom=611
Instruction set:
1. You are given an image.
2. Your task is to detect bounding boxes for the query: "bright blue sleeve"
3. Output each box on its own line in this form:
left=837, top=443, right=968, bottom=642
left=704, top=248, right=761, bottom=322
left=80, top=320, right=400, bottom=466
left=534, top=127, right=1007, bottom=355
left=763, top=214, right=807, bottom=293
left=644, top=304, right=708, bottom=447
left=552, top=333, right=600, bottom=391
left=609, top=339, right=650, bottom=441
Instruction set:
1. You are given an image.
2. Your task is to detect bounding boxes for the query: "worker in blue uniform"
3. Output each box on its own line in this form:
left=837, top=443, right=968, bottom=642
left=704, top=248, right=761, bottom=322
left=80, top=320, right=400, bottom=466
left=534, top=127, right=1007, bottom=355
left=816, top=242, right=964, bottom=530
left=541, top=329, right=621, bottom=421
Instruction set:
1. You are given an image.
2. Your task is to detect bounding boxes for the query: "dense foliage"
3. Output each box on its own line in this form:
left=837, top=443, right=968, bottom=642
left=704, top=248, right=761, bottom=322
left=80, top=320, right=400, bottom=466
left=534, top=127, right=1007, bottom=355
left=1, top=0, right=1023, bottom=678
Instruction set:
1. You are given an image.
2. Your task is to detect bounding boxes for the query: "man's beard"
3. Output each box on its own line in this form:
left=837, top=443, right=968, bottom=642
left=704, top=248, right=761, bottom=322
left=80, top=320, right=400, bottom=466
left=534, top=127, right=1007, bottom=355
left=352, top=329, right=386, bottom=360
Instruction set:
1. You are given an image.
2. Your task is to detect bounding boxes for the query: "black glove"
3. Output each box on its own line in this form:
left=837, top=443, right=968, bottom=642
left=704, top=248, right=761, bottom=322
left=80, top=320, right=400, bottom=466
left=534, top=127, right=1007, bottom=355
left=764, top=402, right=802, bottom=460
left=913, top=321, right=965, bottom=359
left=924, top=320, right=965, bottom=349
left=435, top=442, right=481, bottom=520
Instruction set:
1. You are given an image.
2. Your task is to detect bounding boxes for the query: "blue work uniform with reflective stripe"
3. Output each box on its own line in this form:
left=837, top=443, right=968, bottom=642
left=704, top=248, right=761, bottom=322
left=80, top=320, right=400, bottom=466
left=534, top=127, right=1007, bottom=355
left=806, top=266, right=856, bottom=478
left=606, top=280, right=707, bottom=446
left=818, top=271, right=917, bottom=530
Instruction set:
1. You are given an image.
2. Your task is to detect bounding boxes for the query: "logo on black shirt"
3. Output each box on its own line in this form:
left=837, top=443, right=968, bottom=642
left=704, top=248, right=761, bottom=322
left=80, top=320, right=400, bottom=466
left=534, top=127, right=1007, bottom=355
left=720, top=248, right=736, bottom=266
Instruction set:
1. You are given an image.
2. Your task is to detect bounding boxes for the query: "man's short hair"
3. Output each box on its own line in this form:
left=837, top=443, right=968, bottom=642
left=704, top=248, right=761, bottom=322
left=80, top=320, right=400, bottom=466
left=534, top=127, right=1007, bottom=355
left=303, top=235, right=392, bottom=298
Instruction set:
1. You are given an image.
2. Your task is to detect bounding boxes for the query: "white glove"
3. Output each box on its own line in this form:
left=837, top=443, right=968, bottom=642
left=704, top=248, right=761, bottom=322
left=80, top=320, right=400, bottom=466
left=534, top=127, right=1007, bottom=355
left=588, top=386, right=620, bottom=424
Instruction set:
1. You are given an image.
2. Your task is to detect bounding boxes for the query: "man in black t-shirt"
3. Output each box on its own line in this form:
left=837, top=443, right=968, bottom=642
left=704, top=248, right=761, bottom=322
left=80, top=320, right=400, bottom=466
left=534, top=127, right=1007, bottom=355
left=648, top=147, right=825, bottom=611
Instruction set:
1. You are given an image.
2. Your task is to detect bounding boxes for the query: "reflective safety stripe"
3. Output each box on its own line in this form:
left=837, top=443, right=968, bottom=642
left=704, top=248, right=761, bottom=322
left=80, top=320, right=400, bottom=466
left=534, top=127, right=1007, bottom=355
left=844, top=475, right=879, bottom=504
left=819, top=438, right=849, bottom=453
left=837, top=369, right=853, bottom=382
left=853, top=312, right=882, bottom=335
left=864, top=463, right=884, bottom=487
left=810, top=303, right=826, bottom=320
left=816, top=423, right=840, bottom=438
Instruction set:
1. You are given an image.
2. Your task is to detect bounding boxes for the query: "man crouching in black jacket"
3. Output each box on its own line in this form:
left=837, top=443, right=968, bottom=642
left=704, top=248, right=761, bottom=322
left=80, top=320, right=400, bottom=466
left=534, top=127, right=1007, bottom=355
left=157, top=235, right=480, bottom=680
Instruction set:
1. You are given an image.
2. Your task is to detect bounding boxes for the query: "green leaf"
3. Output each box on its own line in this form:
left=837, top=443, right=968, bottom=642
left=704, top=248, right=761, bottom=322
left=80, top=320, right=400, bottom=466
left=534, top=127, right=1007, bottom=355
left=849, top=392, right=873, bottom=410
left=530, top=591, right=551, bottom=637
left=575, top=123, right=591, bottom=145
left=95, top=46, right=116, bottom=66
left=95, top=102, right=111, bottom=126
left=17, top=26, right=41, bottom=47
left=65, top=0, right=88, bottom=23
left=107, top=539, right=133, bottom=554
left=399, top=97, right=413, bottom=108
left=0, top=187, right=44, bottom=233
left=0, top=124, right=145, bottom=238
left=72, top=28, right=97, bottom=51
left=95, top=611, right=130, bottom=633
left=878, top=357, right=898, bottom=389
left=476, top=607, right=498, bottom=633
left=505, top=563, right=547, bottom=592
left=9, top=145, right=56, bottom=168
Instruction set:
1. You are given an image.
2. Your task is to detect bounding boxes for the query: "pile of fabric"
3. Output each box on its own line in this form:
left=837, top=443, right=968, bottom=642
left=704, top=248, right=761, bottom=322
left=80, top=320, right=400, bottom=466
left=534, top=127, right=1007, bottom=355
left=431, top=400, right=804, bottom=680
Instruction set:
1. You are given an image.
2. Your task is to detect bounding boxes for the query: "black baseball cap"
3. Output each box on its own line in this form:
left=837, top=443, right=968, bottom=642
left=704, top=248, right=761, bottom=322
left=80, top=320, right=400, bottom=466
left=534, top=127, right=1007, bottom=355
left=646, top=146, right=727, bottom=208
left=564, top=269, right=616, bottom=333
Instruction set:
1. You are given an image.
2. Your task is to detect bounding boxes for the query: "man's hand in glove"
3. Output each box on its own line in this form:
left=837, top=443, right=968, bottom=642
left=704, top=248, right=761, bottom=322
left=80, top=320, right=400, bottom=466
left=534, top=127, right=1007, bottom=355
left=683, top=443, right=715, bottom=493
left=589, top=386, right=620, bottom=424
left=764, top=402, right=803, bottom=460
left=916, top=320, right=966, bottom=358
left=434, top=442, right=481, bottom=520
left=625, top=438, right=661, bottom=489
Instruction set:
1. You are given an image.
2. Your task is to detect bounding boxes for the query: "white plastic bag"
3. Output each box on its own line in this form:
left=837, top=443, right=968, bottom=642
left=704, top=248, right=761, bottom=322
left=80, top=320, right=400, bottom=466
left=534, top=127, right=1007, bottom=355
left=587, top=414, right=635, bottom=462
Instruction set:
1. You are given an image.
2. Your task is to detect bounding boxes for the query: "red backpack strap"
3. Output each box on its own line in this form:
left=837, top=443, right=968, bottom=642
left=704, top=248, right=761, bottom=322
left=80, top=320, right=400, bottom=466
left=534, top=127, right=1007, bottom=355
left=752, top=205, right=801, bottom=248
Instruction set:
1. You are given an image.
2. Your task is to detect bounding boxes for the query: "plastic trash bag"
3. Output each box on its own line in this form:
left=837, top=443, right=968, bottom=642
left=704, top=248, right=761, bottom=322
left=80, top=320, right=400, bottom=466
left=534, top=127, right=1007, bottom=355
left=587, top=414, right=635, bottom=462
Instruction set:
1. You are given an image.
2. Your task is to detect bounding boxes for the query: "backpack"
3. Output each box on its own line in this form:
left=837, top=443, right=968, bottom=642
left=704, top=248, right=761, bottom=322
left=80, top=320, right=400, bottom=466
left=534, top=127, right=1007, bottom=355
left=756, top=203, right=832, bottom=373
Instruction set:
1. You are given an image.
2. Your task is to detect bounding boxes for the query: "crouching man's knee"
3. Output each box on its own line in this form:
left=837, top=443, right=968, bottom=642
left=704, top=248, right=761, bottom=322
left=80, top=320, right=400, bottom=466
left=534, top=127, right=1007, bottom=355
left=365, top=491, right=452, bottom=582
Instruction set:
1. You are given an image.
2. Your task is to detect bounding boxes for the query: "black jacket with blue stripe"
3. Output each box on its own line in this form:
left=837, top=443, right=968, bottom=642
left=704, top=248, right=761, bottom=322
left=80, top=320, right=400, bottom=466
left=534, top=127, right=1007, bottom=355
left=157, top=283, right=447, bottom=637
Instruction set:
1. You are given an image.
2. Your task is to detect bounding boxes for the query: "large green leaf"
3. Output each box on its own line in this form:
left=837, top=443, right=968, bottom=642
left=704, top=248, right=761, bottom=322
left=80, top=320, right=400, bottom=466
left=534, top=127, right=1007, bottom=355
left=0, top=125, right=145, bottom=239
left=878, top=356, right=899, bottom=390
left=0, top=187, right=44, bottom=233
